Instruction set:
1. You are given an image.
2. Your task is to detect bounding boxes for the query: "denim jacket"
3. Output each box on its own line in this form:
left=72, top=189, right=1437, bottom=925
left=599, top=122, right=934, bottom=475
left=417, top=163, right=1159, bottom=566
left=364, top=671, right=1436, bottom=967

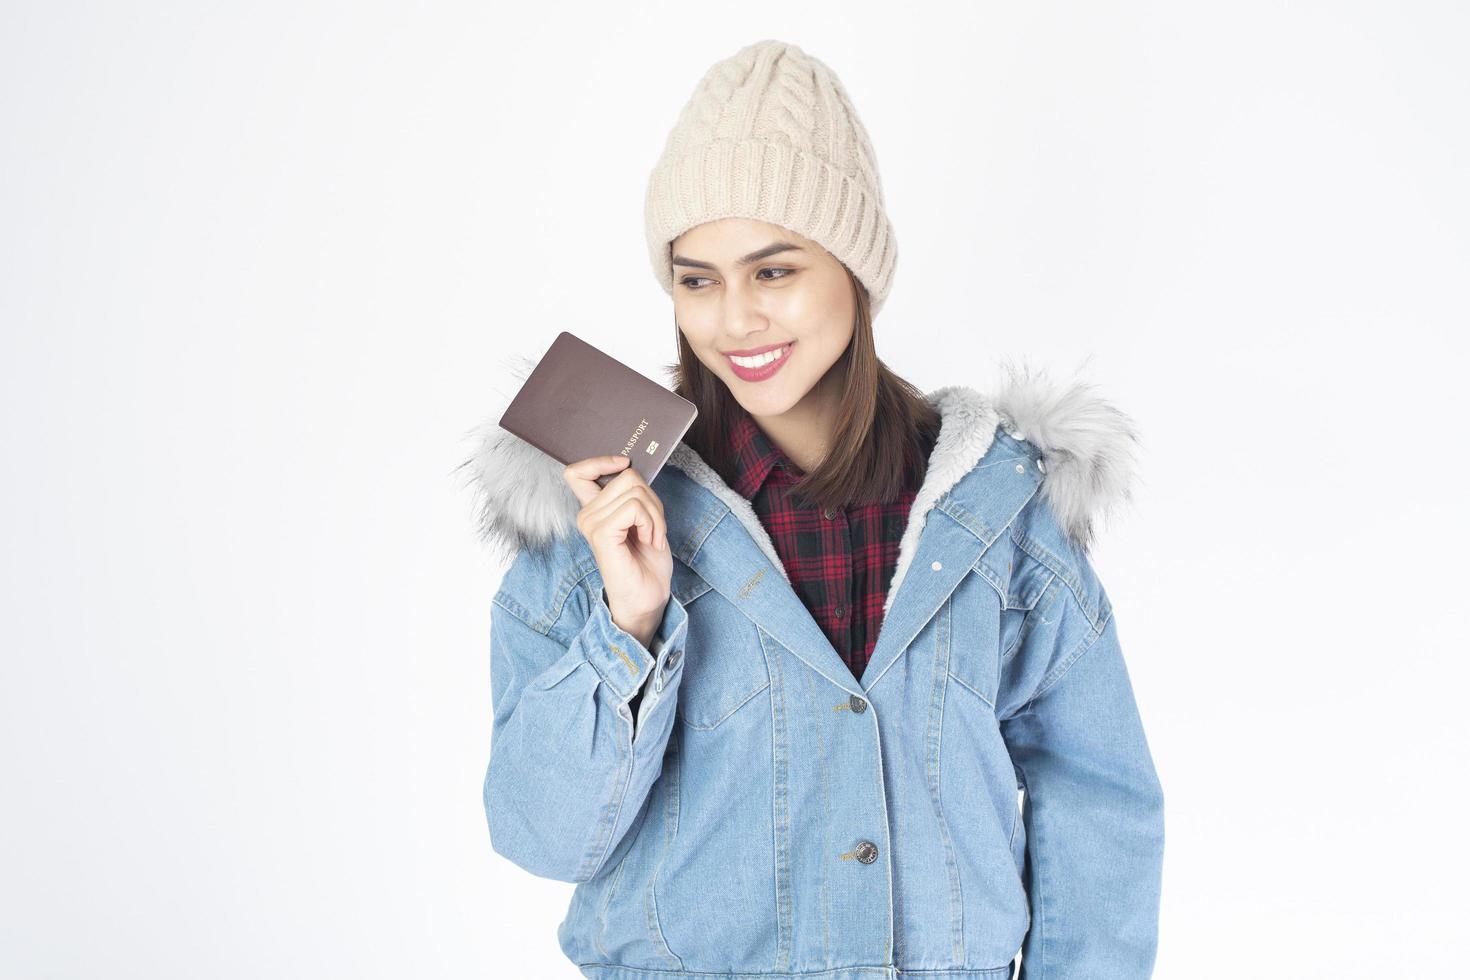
left=463, top=362, right=1165, bottom=980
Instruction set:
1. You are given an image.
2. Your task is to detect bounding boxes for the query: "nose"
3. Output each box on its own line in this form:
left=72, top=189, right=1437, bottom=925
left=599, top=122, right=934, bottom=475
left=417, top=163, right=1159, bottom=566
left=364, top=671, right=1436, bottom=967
left=720, top=284, right=769, bottom=342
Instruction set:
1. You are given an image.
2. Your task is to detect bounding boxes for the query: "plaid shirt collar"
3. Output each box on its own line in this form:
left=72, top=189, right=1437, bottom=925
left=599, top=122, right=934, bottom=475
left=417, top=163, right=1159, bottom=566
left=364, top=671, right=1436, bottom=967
left=729, top=410, right=792, bottom=499
left=727, top=409, right=923, bottom=502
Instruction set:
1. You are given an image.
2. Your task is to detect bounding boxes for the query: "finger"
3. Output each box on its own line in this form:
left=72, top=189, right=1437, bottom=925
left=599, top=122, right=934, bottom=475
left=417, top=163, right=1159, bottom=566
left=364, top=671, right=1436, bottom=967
left=563, top=455, right=630, bottom=505
left=591, top=496, right=656, bottom=552
left=580, top=481, right=654, bottom=537
left=596, top=479, right=667, bottom=551
left=646, top=488, right=668, bottom=551
left=627, top=489, right=668, bottom=553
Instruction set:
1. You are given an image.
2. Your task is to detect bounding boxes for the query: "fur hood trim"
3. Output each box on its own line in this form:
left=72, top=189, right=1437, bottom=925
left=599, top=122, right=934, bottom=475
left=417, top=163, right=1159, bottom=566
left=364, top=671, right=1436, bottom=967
left=991, top=358, right=1141, bottom=555
left=455, top=354, right=1138, bottom=565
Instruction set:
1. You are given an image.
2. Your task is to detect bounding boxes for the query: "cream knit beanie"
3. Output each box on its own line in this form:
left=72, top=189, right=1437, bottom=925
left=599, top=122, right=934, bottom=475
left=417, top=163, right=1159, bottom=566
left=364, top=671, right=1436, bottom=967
left=643, top=39, right=898, bottom=317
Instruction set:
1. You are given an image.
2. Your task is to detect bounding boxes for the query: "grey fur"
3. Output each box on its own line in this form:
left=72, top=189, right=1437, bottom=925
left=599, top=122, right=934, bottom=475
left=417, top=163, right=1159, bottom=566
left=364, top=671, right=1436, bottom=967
left=453, top=352, right=584, bottom=566
left=991, top=358, right=1141, bottom=555
left=456, top=355, right=1139, bottom=570
left=880, top=384, right=1002, bottom=617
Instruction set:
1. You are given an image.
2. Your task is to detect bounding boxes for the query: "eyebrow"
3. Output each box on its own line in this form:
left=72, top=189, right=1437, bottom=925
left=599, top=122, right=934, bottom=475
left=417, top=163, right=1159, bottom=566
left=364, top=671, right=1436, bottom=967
left=671, top=242, right=805, bottom=271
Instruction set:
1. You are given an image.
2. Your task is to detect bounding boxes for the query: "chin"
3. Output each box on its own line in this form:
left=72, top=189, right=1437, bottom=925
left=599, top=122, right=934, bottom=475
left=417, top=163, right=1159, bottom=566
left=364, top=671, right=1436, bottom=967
left=738, top=378, right=813, bottom=419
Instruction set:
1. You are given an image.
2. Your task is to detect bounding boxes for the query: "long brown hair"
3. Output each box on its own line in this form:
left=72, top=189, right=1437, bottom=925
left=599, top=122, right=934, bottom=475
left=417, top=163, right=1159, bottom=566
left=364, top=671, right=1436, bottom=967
left=664, top=267, right=941, bottom=511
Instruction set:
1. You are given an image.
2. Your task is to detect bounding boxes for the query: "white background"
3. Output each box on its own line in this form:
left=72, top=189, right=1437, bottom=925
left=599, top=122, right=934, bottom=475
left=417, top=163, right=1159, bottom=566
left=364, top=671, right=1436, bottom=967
left=3, top=2, right=1466, bottom=977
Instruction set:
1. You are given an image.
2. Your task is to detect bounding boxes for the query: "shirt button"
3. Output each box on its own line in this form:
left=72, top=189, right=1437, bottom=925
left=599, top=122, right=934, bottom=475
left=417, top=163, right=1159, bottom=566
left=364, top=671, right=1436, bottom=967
left=834, top=603, right=847, bottom=618
left=663, top=648, right=680, bottom=672
left=849, top=694, right=867, bottom=713
left=1015, top=463, right=1025, bottom=473
left=855, top=840, right=879, bottom=864
left=1036, top=457, right=1047, bottom=473
left=931, top=560, right=942, bottom=571
left=822, top=507, right=837, bottom=519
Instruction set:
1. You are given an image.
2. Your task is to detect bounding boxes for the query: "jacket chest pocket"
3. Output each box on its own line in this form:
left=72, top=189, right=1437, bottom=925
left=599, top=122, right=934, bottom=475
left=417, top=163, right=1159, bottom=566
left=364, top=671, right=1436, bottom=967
left=670, top=572, right=771, bottom=731
left=949, top=548, right=1062, bottom=708
left=998, top=549, right=1059, bottom=663
left=945, top=566, right=1025, bottom=710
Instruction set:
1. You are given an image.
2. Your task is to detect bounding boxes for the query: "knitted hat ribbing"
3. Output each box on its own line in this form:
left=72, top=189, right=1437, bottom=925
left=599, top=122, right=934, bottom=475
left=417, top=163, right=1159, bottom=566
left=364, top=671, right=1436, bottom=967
left=643, top=39, right=898, bottom=317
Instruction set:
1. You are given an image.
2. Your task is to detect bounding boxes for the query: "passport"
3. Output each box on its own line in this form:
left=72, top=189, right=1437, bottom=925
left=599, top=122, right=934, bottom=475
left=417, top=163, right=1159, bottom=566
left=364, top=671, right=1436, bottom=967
left=498, top=331, right=699, bottom=489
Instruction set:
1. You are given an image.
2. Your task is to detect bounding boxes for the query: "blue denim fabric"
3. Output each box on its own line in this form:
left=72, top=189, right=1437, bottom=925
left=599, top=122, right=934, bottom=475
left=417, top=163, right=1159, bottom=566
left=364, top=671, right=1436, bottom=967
left=482, top=427, right=1164, bottom=979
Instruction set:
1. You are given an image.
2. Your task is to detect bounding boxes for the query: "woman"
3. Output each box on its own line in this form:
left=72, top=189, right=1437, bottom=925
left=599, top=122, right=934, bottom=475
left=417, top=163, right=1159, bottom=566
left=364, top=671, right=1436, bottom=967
left=465, top=39, right=1164, bottom=980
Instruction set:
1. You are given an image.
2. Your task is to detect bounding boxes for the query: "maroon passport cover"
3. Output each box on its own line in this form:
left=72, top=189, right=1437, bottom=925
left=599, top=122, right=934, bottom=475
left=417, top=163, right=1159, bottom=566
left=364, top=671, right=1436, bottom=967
left=498, top=331, right=699, bottom=489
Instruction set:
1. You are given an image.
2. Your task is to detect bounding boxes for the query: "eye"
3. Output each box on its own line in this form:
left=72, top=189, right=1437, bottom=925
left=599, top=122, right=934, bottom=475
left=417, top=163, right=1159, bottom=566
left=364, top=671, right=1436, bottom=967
left=678, top=267, right=797, bottom=291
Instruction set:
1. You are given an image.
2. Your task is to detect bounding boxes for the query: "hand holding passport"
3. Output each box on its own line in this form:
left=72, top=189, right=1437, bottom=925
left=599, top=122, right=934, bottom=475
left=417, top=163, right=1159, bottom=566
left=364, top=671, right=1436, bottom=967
left=497, top=331, right=698, bottom=491
left=498, top=332, right=698, bottom=664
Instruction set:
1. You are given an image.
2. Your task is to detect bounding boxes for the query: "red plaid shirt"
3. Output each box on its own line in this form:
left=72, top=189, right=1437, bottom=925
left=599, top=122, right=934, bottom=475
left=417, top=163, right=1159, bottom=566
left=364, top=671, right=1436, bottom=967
left=728, top=410, right=935, bottom=683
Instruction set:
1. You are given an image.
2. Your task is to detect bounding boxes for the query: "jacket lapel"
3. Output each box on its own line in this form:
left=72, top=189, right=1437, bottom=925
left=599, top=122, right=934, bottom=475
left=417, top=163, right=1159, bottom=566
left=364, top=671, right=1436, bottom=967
left=858, top=455, right=1045, bottom=690
left=654, top=451, right=866, bottom=694
left=856, top=504, right=989, bottom=690
left=654, top=386, right=1041, bottom=695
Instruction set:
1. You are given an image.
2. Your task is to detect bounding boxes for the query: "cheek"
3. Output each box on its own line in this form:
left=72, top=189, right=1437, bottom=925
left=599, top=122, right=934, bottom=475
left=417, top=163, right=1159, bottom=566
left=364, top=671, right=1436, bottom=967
left=675, top=318, right=726, bottom=369
left=788, top=307, right=854, bottom=355
left=783, top=275, right=853, bottom=334
left=674, top=299, right=713, bottom=340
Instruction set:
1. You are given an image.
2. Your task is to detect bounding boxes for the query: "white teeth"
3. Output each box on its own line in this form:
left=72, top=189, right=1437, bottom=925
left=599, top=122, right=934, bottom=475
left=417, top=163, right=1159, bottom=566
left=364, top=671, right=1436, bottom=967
left=730, top=344, right=790, bottom=368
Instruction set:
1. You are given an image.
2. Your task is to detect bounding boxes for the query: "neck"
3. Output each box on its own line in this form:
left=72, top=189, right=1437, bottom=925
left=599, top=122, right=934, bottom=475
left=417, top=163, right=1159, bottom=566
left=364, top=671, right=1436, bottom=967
left=750, top=368, right=844, bottom=475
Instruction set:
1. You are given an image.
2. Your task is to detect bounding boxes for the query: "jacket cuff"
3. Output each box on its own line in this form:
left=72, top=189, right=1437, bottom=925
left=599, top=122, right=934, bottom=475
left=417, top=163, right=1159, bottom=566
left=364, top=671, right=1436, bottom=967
left=582, top=586, right=690, bottom=705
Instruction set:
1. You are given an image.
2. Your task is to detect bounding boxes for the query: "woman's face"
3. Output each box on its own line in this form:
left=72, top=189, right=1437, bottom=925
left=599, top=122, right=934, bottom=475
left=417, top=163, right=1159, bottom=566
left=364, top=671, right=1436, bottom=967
left=671, top=217, right=855, bottom=419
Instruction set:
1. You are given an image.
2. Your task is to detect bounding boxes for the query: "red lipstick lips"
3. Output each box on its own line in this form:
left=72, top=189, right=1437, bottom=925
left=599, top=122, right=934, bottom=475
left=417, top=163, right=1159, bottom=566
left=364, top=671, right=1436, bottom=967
left=725, top=341, right=795, bottom=383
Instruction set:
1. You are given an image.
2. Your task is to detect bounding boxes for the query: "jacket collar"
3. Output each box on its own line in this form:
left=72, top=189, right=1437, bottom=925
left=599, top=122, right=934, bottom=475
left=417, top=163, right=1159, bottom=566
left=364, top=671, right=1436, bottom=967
left=459, top=355, right=1139, bottom=695
left=460, top=355, right=1139, bottom=564
left=650, top=384, right=1036, bottom=694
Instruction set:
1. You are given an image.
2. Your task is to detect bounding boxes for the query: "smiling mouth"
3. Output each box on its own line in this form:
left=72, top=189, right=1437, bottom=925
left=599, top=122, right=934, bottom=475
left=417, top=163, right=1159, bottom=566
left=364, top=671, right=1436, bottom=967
left=725, top=342, right=794, bottom=369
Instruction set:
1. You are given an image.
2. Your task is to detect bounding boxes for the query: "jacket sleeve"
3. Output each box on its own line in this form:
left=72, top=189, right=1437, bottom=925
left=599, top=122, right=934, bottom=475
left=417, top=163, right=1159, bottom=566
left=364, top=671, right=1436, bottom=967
left=998, top=557, right=1165, bottom=978
left=482, top=551, right=690, bottom=883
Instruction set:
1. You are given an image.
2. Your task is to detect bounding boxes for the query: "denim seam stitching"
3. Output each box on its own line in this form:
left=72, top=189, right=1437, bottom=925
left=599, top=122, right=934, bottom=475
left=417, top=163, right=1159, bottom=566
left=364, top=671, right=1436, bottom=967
left=659, top=726, right=688, bottom=969
left=679, top=678, right=771, bottom=731
left=759, top=626, right=795, bottom=970
left=579, top=670, right=637, bottom=882
left=944, top=670, right=996, bottom=711
left=533, top=553, right=604, bottom=638
left=1015, top=603, right=1113, bottom=716
left=577, top=588, right=654, bottom=697
left=929, top=597, right=966, bottom=964
left=574, top=965, right=1014, bottom=977
left=645, top=734, right=683, bottom=970
left=1001, top=574, right=1067, bottom=668
left=1009, top=524, right=1099, bottom=630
